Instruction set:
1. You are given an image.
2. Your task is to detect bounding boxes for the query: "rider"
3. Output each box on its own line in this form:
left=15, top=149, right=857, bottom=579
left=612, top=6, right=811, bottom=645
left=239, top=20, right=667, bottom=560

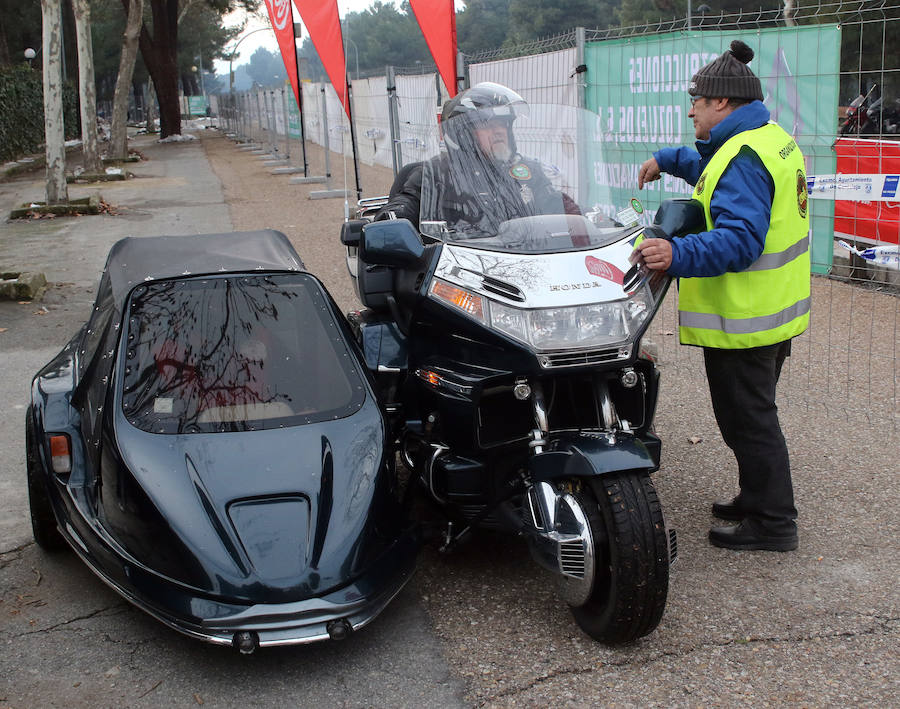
left=376, top=82, right=579, bottom=233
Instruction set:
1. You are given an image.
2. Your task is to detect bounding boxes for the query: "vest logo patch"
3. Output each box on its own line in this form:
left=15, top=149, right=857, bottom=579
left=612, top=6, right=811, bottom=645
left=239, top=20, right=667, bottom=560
left=510, top=163, right=531, bottom=180
left=695, top=173, right=707, bottom=196
left=797, top=169, right=808, bottom=218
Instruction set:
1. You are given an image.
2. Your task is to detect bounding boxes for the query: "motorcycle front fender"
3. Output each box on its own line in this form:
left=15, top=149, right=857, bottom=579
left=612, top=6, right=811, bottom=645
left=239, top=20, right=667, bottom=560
left=529, top=433, right=659, bottom=483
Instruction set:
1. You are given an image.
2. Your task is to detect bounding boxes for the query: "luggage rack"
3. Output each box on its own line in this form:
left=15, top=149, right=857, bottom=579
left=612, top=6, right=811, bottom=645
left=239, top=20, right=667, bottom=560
left=356, top=195, right=389, bottom=220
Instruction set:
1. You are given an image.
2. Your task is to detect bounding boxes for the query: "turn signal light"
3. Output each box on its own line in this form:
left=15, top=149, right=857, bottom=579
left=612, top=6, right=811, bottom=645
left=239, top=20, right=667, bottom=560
left=49, top=435, right=72, bottom=474
left=430, top=279, right=485, bottom=321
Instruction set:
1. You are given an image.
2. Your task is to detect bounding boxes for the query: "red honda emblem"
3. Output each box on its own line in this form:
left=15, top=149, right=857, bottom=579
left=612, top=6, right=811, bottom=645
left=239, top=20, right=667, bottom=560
left=585, top=255, right=625, bottom=285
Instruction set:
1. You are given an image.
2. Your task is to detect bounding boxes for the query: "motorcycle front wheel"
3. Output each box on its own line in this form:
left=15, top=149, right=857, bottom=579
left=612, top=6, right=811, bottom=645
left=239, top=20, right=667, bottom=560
left=567, top=472, right=670, bottom=643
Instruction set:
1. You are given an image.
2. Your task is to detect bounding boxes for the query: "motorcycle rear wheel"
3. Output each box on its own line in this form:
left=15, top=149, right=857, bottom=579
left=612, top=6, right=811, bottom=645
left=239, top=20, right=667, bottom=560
left=568, top=472, right=669, bottom=643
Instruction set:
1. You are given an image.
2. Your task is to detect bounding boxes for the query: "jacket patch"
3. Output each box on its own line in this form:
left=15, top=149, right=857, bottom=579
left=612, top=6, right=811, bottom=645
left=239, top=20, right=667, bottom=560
left=509, top=163, right=531, bottom=180
left=695, top=173, right=707, bottom=196
left=797, top=169, right=808, bottom=218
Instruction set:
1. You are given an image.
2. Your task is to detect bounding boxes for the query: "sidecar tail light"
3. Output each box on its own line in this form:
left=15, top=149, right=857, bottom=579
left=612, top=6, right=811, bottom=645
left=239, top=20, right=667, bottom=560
left=49, top=435, right=72, bottom=474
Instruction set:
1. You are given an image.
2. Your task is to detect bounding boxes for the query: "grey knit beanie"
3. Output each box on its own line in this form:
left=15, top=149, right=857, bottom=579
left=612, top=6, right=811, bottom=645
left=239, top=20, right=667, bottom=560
left=689, top=40, right=763, bottom=101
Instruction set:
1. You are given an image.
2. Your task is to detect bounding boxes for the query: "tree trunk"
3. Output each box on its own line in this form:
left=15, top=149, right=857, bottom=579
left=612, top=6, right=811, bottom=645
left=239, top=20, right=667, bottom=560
left=41, top=0, right=68, bottom=204
left=145, top=81, right=157, bottom=134
left=137, top=0, right=181, bottom=138
left=72, top=0, right=101, bottom=173
left=110, top=0, right=143, bottom=158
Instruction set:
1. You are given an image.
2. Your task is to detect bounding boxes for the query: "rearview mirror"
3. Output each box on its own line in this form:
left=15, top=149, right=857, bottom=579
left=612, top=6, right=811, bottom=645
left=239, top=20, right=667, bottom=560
left=340, top=219, right=365, bottom=247
left=654, top=199, right=705, bottom=239
left=361, top=219, right=424, bottom=266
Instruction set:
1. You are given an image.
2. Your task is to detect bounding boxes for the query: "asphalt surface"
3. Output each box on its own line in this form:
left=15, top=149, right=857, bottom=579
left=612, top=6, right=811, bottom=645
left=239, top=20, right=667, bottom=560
left=1, top=129, right=898, bottom=708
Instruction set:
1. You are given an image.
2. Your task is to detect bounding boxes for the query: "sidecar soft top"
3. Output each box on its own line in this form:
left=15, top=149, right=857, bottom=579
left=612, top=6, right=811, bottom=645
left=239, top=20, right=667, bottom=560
left=26, top=231, right=416, bottom=652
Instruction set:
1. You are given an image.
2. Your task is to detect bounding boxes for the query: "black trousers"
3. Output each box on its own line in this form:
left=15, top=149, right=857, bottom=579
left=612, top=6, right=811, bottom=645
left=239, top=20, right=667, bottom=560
left=703, top=340, right=797, bottom=534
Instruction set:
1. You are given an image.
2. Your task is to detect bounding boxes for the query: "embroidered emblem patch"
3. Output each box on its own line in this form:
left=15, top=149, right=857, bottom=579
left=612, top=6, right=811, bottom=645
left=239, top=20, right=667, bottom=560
left=695, top=173, right=707, bottom=196
left=797, top=169, right=808, bottom=218
left=510, top=163, right=531, bottom=180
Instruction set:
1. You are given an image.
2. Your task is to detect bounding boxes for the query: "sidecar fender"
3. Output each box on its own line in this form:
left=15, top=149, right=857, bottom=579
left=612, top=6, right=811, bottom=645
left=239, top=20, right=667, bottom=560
left=529, top=433, right=660, bottom=483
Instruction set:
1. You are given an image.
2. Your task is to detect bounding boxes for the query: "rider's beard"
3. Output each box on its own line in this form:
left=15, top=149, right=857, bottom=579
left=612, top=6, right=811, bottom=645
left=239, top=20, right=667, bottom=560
left=488, top=142, right=512, bottom=163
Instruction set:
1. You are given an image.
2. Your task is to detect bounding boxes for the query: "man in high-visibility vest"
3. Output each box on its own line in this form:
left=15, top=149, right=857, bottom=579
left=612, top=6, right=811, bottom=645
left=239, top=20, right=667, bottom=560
left=634, top=40, right=810, bottom=552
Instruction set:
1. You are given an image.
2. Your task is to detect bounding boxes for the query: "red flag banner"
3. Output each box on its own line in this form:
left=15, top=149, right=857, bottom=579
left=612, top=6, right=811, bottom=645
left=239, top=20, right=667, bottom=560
left=409, top=0, right=458, bottom=98
left=263, top=0, right=301, bottom=109
left=294, top=0, right=348, bottom=117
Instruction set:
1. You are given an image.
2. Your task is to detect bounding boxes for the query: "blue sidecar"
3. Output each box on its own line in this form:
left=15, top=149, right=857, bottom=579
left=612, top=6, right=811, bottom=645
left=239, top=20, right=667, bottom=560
left=25, top=230, right=417, bottom=652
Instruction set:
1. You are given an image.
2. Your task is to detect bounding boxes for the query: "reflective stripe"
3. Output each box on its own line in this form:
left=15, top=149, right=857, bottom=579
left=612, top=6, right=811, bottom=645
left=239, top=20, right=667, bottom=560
left=745, top=235, right=809, bottom=272
left=680, top=297, right=810, bottom=334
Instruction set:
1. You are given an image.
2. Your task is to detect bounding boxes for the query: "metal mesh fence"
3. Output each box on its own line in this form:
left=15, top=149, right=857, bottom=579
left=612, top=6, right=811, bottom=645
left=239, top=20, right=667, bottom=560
left=215, top=1, right=899, bottom=429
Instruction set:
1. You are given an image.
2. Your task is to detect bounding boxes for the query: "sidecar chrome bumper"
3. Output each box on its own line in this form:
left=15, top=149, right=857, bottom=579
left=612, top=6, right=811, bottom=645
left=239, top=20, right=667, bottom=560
left=65, top=525, right=418, bottom=650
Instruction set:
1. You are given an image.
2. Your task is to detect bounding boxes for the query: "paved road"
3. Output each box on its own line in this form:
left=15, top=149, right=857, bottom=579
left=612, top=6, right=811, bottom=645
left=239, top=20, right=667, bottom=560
left=1, top=130, right=898, bottom=708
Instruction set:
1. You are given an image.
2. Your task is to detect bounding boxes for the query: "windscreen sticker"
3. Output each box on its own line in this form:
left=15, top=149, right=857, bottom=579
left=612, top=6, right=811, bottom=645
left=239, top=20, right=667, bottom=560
left=616, top=204, right=641, bottom=227
left=154, top=398, right=174, bottom=414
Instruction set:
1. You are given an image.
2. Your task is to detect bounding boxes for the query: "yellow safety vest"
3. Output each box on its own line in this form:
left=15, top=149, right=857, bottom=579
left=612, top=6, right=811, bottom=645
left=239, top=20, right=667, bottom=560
left=679, top=122, right=811, bottom=348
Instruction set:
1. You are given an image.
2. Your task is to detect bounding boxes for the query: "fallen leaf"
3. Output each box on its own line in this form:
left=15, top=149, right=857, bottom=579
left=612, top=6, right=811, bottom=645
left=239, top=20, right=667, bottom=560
left=0, top=328, right=7, bottom=333
left=194, top=694, right=204, bottom=705
left=17, top=301, right=31, bottom=305
left=688, top=436, right=702, bottom=444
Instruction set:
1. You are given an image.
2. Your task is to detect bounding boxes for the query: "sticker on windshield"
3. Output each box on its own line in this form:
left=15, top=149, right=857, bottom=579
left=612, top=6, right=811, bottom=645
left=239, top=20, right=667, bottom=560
left=616, top=203, right=641, bottom=227
left=630, top=198, right=644, bottom=214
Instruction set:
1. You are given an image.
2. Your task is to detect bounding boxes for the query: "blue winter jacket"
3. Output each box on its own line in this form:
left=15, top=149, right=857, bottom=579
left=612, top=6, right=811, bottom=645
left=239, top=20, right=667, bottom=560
left=653, top=100, right=776, bottom=278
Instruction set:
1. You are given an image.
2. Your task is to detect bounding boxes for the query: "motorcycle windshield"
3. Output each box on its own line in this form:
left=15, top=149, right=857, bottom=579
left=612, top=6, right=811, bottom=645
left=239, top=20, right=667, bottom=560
left=419, top=103, right=633, bottom=253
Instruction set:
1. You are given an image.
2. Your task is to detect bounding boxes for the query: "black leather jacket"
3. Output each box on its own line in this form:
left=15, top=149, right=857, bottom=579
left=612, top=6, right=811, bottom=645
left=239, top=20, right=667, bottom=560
left=375, top=155, right=580, bottom=232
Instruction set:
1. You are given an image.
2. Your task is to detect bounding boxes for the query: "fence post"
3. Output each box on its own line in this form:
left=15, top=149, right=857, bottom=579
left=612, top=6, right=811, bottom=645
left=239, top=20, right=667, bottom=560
left=281, top=86, right=290, bottom=160
left=575, top=27, right=586, bottom=109
left=254, top=89, right=263, bottom=144
left=387, top=65, right=402, bottom=176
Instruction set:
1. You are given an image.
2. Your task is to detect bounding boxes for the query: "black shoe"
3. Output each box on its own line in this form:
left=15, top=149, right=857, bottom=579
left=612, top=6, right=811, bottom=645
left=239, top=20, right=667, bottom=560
left=711, top=497, right=745, bottom=521
left=709, top=522, right=798, bottom=552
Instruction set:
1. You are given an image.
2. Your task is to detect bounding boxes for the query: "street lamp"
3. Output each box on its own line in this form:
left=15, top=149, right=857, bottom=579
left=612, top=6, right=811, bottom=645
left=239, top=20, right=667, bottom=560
left=24, top=47, right=38, bottom=67
left=195, top=54, right=208, bottom=112
left=341, top=22, right=360, bottom=80
left=344, top=37, right=359, bottom=80
left=227, top=27, right=273, bottom=93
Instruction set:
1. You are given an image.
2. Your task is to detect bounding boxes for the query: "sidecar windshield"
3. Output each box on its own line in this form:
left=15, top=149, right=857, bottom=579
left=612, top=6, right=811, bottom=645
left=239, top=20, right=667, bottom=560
left=121, top=273, right=365, bottom=434
left=419, top=103, right=633, bottom=253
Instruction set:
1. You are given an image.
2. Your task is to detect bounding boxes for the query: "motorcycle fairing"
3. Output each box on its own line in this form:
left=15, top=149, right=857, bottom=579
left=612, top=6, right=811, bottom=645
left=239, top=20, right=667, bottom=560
left=434, top=230, right=642, bottom=309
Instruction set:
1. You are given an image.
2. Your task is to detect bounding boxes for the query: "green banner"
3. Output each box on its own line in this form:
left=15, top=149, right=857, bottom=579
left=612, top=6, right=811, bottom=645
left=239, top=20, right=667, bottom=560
left=187, top=96, right=206, bottom=116
left=584, top=25, right=840, bottom=273
left=287, top=98, right=302, bottom=140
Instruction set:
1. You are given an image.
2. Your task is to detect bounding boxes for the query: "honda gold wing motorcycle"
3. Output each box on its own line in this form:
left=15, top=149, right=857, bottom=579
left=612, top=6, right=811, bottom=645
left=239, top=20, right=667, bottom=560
left=340, top=100, right=704, bottom=643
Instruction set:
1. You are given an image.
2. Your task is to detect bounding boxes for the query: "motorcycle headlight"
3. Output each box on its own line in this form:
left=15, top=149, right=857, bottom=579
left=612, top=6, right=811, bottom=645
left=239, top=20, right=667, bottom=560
left=491, top=284, right=653, bottom=351
left=429, top=278, right=655, bottom=352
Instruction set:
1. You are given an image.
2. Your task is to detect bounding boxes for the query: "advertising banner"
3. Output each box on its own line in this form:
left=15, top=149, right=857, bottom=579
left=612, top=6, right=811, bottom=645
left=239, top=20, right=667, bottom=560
left=409, top=0, right=459, bottom=97
left=287, top=98, right=302, bottom=140
left=829, top=138, right=900, bottom=246
left=295, top=0, right=349, bottom=117
left=584, top=26, right=841, bottom=273
left=263, top=0, right=301, bottom=111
